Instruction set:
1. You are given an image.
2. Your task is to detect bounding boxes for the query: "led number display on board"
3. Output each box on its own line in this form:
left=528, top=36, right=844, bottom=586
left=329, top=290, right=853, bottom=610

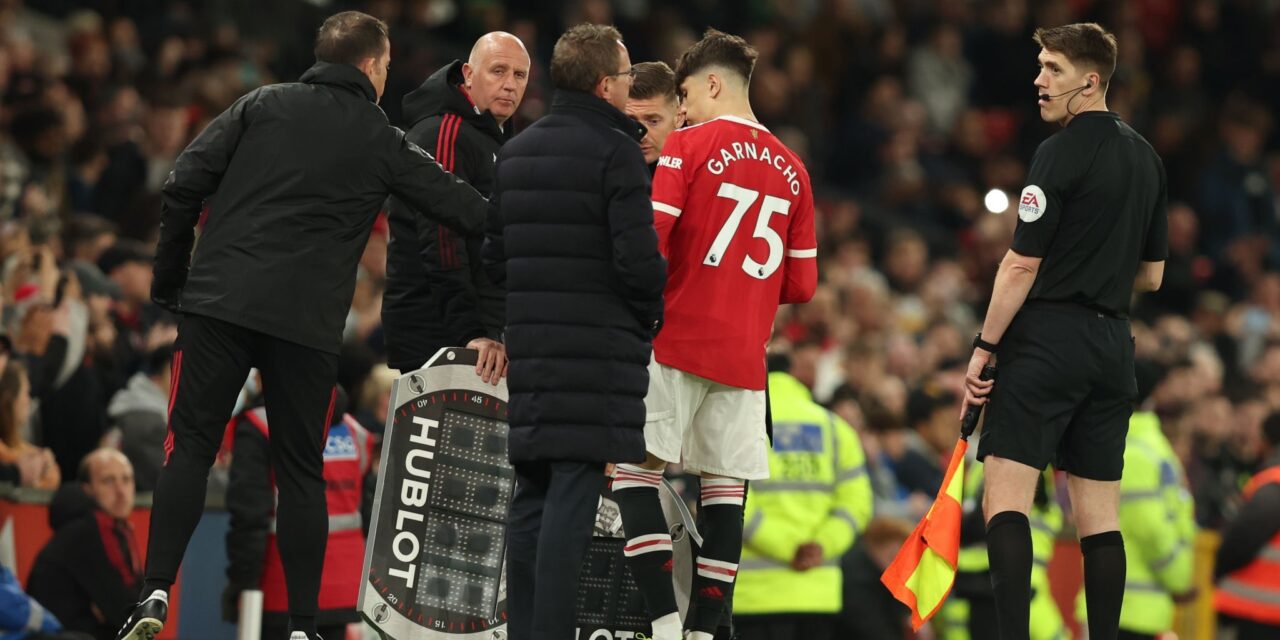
left=361, top=348, right=513, bottom=640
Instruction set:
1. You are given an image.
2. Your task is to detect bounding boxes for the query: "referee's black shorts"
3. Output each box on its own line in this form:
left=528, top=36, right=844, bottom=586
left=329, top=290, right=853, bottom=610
left=976, top=301, right=1137, bottom=481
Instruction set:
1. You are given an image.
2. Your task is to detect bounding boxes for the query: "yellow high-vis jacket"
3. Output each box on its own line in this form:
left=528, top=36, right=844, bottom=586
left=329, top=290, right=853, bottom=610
left=734, top=372, right=874, bottom=614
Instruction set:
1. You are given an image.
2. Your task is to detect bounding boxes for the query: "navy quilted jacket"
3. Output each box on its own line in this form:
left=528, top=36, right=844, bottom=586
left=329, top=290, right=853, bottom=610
left=482, top=90, right=667, bottom=463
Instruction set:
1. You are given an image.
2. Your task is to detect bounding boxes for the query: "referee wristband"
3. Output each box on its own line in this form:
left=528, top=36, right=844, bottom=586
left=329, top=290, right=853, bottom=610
left=972, top=333, right=999, bottom=353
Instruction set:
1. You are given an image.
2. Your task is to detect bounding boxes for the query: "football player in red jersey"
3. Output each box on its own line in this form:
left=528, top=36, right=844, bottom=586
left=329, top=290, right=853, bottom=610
left=610, top=29, right=818, bottom=640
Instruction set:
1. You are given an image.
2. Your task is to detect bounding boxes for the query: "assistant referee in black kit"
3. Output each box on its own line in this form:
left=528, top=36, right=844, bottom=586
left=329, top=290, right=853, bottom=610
left=961, top=23, right=1168, bottom=640
left=113, top=11, right=487, bottom=640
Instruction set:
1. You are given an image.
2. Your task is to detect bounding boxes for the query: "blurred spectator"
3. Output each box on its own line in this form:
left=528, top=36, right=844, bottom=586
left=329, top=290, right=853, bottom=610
left=96, top=240, right=165, bottom=373
left=837, top=516, right=914, bottom=638
left=906, top=24, right=971, bottom=135
left=1196, top=98, right=1276, bottom=286
left=892, top=381, right=958, bottom=497
left=26, top=449, right=139, bottom=640
left=17, top=276, right=109, bottom=482
left=107, top=345, right=171, bottom=491
left=0, top=360, right=59, bottom=489
left=59, top=214, right=116, bottom=265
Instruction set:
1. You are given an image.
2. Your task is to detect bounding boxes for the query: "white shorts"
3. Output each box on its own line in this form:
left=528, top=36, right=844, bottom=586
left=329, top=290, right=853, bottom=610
left=643, top=357, right=769, bottom=480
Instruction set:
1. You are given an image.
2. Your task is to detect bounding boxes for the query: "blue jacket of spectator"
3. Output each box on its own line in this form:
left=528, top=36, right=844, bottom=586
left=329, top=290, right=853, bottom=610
left=0, top=563, right=63, bottom=640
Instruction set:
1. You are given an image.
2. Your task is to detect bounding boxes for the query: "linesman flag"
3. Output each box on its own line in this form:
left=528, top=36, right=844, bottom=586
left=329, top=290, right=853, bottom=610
left=880, top=364, right=995, bottom=630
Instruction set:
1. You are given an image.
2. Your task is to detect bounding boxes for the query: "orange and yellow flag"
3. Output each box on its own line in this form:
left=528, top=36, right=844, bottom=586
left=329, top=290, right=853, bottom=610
left=880, top=439, right=968, bottom=630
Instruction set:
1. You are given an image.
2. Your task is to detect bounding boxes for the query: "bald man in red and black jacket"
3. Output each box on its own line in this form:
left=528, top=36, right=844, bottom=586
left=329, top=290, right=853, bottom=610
left=383, top=32, right=531, bottom=380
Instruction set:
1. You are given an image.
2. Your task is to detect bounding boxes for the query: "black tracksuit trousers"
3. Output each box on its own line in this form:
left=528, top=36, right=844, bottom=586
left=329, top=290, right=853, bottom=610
left=142, top=314, right=338, bottom=620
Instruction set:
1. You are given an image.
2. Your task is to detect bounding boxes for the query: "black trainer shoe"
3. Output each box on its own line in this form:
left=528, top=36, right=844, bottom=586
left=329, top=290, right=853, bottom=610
left=114, top=590, right=168, bottom=640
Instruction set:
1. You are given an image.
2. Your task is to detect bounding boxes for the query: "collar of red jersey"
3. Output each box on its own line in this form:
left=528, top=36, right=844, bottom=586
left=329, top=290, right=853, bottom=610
left=686, top=114, right=770, bottom=133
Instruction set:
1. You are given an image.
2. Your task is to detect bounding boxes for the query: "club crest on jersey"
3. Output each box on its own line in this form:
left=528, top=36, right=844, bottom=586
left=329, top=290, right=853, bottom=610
left=1018, top=185, right=1047, bottom=222
left=658, top=155, right=682, bottom=170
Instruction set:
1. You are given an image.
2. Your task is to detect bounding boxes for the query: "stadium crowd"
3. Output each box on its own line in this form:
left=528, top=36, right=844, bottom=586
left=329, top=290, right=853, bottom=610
left=1, top=0, right=1279, bottom=638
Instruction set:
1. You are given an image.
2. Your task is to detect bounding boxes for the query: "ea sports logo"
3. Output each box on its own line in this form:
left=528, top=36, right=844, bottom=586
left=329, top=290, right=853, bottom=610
left=1018, top=185, right=1047, bottom=222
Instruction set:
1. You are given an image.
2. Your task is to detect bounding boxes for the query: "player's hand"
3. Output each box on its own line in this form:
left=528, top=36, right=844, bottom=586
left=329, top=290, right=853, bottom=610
left=960, top=348, right=995, bottom=420
left=467, top=337, right=507, bottom=385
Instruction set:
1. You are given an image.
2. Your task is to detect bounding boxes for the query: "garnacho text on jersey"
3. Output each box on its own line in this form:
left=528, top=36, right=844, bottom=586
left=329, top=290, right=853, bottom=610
left=658, top=140, right=803, bottom=196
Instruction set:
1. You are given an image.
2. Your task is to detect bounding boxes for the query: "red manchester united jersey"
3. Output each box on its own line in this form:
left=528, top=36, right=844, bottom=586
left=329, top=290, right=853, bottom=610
left=651, top=115, right=817, bottom=390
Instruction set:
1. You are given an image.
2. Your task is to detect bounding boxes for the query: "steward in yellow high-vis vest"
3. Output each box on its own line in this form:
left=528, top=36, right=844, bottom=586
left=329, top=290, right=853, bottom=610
left=938, top=465, right=1066, bottom=640
left=1075, top=410, right=1195, bottom=636
left=733, top=371, right=873, bottom=631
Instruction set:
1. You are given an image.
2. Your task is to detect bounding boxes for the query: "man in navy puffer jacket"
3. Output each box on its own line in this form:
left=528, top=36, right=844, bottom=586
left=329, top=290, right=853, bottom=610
left=483, top=22, right=667, bottom=640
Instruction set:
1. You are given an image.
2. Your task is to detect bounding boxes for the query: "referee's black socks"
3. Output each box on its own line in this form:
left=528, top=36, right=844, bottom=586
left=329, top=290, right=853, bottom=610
left=986, top=511, right=1032, bottom=640
left=1081, top=530, right=1126, bottom=640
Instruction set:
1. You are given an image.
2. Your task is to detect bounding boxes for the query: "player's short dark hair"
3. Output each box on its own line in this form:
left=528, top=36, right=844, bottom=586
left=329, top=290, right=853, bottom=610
left=1033, top=23, right=1118, bottom=90
left=314, top=11, right=388, bottom=66
left=629, top=61, right=677, bottom=103
left=550, top=24, right=624, bottom=93
left=674, top=28, right=758, bottom=90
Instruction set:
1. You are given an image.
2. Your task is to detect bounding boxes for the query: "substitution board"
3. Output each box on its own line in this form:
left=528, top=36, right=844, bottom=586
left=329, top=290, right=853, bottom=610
left=361, top=348, right=512, bottom=639
left=360, top=347, right=700, bottom=640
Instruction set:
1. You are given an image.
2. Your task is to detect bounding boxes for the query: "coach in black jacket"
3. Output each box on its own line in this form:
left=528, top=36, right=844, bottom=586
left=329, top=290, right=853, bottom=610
left=384, top=32, right=530, bottom=377
left=117, top=12, right=486, bottom=640
left=483, top=24, right=666, bottom=640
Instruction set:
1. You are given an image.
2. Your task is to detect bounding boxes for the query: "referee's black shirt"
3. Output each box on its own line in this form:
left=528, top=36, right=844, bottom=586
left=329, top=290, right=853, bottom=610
left=1012, top=111, right=1168, bottom=317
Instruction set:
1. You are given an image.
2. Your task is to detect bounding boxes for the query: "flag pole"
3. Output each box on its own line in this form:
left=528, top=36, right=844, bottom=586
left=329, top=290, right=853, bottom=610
left=880, top=364, right=997, bottom=630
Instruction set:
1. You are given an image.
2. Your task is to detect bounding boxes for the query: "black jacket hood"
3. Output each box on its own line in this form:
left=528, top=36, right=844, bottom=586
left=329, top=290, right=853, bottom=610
left=403, top=60, right=509, bottom=144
